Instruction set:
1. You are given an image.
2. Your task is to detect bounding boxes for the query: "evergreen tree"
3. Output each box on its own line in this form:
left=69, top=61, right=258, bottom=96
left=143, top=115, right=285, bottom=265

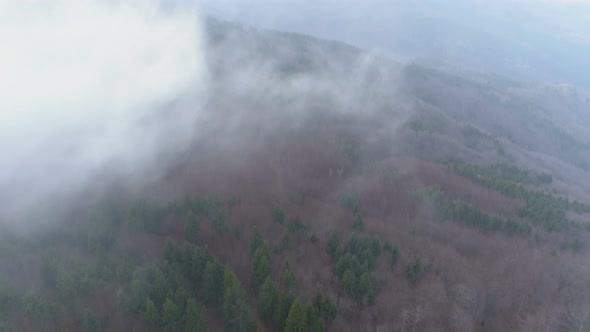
left=327, top=232, right=340, bottom=258
left=321, top=298, right=337, bottom=323
left=250, top=229, right=264, bottom=254
left=21, top=289, right=57, bottom=324
left=222, top=268, right=241, bottom=325
left=191, top=247, right=213, bottom=288
left=309, top=318, right=325, bottom=332
left=406, top=257, right=424, bottom=284
left=82, top=310, right=102, bottom=332
left=274, top=293, right=295, bottom=330
left=369, top=239, right=381, bottom=258
left=358, top=272, right=372, bottom=297
left=274, top=231, right=292, bottom=253
left=258, top=277, right=278, bottom=324
left=185, top=211, right=199, bottom=242
left=311, top=290, right=337, bottom=324
left=227, top=297, right=256, bottom=332
left=233, top=225, right=241, bottom=239
left=145, top=298, right=158, bottom=326
left=251, top=247, right=271, bottom=290
left=272, top=207, right=285, bottom=224
left=164, top=238, right=181, bottom=264
left=285, top=299, right=307, bottom=332
left=223, top=267, right=239, bottom=296
left=222, top=278, right=255, bottom=332
left=173, top=288, right=189, bottom=319
left=281, top=261, right=297, bottom=291
left=353, top=214, right=364, bottom=231
left=342, top=269, right=356, bottom=296
left=389, top=246, right=399, bottom=268
left=335, top=253, right=351, bottom=278
left=308, top=316, right=325, bottom=332
left=184, top=298, right=206, bottom=332
left=161, top=294, right=180, bottom=331
left=305, top=304, right=323, bottom=332
left=313, top=290, right=323, bottom=311
left=152, top=267, right=170, bottom=306
left=202, top=261, right=223, bottom=304
left=368, top=287, right=376, bottom=305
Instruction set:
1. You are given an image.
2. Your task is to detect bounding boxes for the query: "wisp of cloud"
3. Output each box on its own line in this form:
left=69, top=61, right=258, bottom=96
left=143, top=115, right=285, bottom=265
left=0, top=0, right=207, bottom=224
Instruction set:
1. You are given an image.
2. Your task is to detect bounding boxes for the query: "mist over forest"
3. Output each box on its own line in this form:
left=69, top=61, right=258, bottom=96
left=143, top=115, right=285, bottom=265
left=1, top=1, right=589, bottom=331
left=202, top=0, right=590, bottom=88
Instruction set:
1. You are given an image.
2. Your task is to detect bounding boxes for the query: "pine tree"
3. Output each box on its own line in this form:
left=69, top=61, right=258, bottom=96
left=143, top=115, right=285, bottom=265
left=202, top=261, right=223, bottom=304
left=313, top=290, right=323, bottom=311
left=305, top=304, right=323, bottom=332
left=311, top=290, right=337, bottom=325
left=335, top=253, right=351, bottom=278
left=145, top=298, right=158, bottom=326
left=272, top=207, right=285, bottom=224
left=327, top=232, right=340, bottom=258
left=251, top=247, right=271, bottom=290
left=173, top=288, right=189, bottom=318
left=22, top=289, right=57, bottom=324
left=258, top=277, right=278, bottom=324
left=185, top=211, right=199, bottom=242
left=152, top=267, right=170, bottom=306
left=389, top=245, right=399, bottom=268
left=370, top=239, right=381, bottom=258
left=222, top=277, right=255, bottom=332
left=322, top=298, right=337, bottom=323
left=164, top=238, right=181, bottom=264
left=406, top=257, right=424, bottom=284
left=161, top=294, right=180, bottom=331
left=342, top=269, right=356, bottom=296
left=353, top=214, right=364, bottom=231
left=190, top=247, right=213, bottom=288
left=274, top=231, right=292, bottom=253
left=281, top=261, right=297, bottom=291
left=274, top=293, right=295, bottom=330
left=227, top=297, right=256, bottom=332
left=222, top=268, right=241, bottom=325
left=223, top=267, right=239, bottom=296
left=83, top=310, right=102, bottom=332
left=358, top=272, right=371, bottom=297
left=250, top=229, right=264, bottom=254
left=184, top=298, right=206, bottom=332
left=285, top=299, right=307, bottom=332
left=368, top=286, right=376, bottom=305
left=308, top=315, right=325, bottom=332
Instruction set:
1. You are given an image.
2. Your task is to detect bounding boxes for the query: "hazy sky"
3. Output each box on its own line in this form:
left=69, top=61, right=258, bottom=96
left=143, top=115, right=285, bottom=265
left=200, top=0, right=590, bottom=87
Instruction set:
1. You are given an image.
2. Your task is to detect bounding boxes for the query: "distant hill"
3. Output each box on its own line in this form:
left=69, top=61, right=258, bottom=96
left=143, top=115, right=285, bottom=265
left=203, top=0, right=590, bottom=89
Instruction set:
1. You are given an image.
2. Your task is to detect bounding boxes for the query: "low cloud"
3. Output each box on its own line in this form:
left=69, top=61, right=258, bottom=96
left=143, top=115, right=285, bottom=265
left=0, top=0, right=207, bottom=223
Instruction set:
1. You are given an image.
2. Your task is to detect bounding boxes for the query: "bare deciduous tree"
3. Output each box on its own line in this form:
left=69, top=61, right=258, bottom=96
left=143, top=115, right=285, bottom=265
left=400, top=303, right=429, bottom=332
left=560, top=304, right=590, bottom=332
left=517, top=304, right=559, bottom=332
left=449, top=283, right=479, bottom=332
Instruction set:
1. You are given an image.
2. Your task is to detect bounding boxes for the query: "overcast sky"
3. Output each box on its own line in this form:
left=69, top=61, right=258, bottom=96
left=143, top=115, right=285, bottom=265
left=199, top=0, right=590, bottom=87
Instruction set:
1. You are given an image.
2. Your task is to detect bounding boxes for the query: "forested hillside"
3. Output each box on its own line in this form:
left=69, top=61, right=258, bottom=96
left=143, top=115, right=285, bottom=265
left=1, top=19, right=589, bottom=332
